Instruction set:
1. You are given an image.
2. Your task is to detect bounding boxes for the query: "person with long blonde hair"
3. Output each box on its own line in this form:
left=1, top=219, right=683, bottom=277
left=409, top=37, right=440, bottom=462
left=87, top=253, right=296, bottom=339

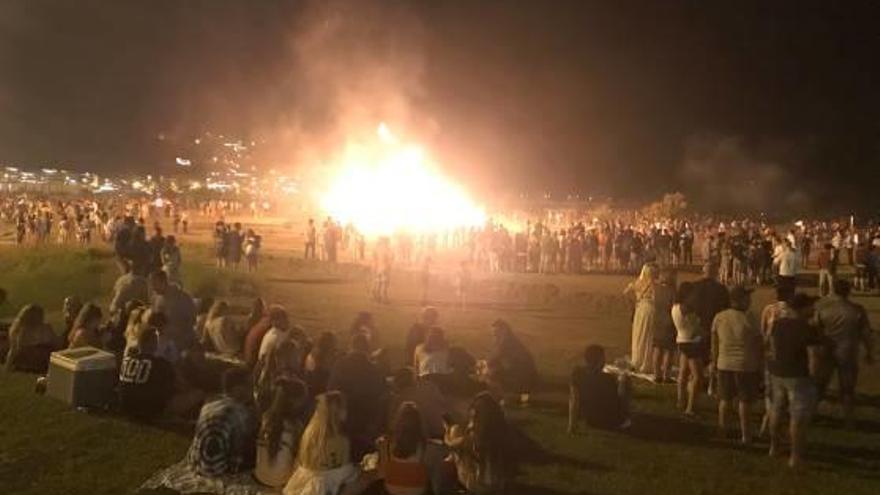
left=624, top=263, right=657, bottom=373
left=284, top=391, right=362, bottom=495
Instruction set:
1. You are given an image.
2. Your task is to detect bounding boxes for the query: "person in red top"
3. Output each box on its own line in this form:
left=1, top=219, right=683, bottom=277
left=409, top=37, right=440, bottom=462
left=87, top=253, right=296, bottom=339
left=243, top=313, right=273, bottom=369
left=376, top=402, right=451, bottom=495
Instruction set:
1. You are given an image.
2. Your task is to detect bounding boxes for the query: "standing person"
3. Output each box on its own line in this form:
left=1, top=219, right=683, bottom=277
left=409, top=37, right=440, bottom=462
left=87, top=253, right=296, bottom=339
left=623, top=263, right=657, bottom=373
left=767, top=293, right=824, bottom=468
left=372, top=237, right=394, bottom=304
left=814, top=279, right=874, bottom=427
left=758, top=284, right=796, bottom=437
left=213, top=221, right=228, bottom=268
left=691, top=263, right=730, bottom=368
left=148, top=225, right=166, bottom=274
left=161, top=235, right=182, bottom=287
left=283, top=392, right=362, bottom=495
left=712, top=287, right=763, bottom=443
left=568, top=345, right=632, bottom=434
left=652, top=269, right=677, bottom=382
left=673, top=282, right=704, bottom=417
left=304, top=218, right=317, bottom=260
left=816, top=243, right=837, bottom=298
left=129, top=226, right=152, bottom=277
left=774, top=239, right=800, bottom=293
left=149, top=270, right=197, bottom=352
left=325, top=218, right=339, bottom=263
left=226, top=223, right=244, bottom=271
left=244, top=228, right=261, bottom=272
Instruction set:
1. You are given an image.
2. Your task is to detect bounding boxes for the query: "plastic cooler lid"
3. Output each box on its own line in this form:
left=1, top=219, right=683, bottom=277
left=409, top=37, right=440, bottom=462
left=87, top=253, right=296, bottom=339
left=50, top=347, right=117, bottom=371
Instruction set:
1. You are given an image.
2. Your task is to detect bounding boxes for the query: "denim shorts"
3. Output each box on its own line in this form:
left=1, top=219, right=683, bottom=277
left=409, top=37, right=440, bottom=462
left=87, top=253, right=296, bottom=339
left=770, top=375, right=817, bottom=420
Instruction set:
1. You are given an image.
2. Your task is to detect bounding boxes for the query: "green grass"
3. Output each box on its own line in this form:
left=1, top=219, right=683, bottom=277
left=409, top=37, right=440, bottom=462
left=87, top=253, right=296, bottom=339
left=1, top=237, right=879, bottom=495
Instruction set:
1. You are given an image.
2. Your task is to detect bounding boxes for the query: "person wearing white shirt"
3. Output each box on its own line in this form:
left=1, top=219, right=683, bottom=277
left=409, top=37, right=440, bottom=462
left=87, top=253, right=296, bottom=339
left=774, top=240, right=799, bottom=293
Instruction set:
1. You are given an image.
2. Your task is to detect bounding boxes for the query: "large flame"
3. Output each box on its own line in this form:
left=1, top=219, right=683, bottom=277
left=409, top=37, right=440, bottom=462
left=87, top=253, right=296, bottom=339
left=320, top=124, right=486, bottom=237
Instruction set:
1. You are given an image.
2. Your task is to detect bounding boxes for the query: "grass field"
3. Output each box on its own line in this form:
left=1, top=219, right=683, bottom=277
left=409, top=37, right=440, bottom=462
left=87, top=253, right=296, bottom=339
left=1, top=221, right=879, bottom=495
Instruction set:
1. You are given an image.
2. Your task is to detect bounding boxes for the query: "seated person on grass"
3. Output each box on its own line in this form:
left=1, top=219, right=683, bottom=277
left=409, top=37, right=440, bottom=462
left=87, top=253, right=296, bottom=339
left=118, top=326, right=175, bottom=421
left=141, top=368, right=258, bottom=493
left=4, top=304, right=58, bottom=373
left=568, top=344, right=632, bottom=434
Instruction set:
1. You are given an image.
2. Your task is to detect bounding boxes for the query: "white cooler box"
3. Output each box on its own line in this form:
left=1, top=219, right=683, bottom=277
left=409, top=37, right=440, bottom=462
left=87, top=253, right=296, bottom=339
left=46, top=347, right=118, bottom=408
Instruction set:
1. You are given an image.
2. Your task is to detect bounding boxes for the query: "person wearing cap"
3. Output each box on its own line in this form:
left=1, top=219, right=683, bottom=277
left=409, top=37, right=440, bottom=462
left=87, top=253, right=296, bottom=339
left=767, top=292, right=824, bottom=468
left=814, top=279, right=874, bottom=427
left=711, top=286, right=762, bottom=444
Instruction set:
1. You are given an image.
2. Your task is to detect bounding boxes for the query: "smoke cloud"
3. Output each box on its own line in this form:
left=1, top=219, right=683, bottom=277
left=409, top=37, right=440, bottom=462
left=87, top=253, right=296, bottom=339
left=679, top=134, right=815, bottom=216
left=266, top=0, right=429, bottom=170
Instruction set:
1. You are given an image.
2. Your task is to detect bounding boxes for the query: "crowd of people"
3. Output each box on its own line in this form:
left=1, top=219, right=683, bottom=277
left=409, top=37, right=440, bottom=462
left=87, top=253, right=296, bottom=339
left=3, top=194, right=880, bottom=492
left=1, top=231, right=543, bottom=493
left=623, top=262, right=874, bottom=468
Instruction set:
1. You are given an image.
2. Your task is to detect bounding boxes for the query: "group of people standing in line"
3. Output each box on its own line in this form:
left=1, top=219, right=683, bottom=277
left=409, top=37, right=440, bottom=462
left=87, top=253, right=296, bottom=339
left=624, top=261, right=874, bottom=468
left=213, top=220, right=262, bottom=272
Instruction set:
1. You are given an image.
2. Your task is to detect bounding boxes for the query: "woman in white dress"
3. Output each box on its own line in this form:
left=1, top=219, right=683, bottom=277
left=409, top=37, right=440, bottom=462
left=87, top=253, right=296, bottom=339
left=624, top=263, right=657, bottom=373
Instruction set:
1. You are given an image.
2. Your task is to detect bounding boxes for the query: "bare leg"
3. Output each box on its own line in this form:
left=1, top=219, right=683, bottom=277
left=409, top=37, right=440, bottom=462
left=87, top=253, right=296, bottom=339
left=789, top=418, right=806, bottom=468
left=677, top=354, right=689, bottom=410
left=718, top=399, right=730, bottom=437
left=686, top=359, right=703, bottom=415
left=739, top=400, right=753, bottom=444
left=652, top=346, right=663, bottom=382
left=768, top=408, right=781, bottom=458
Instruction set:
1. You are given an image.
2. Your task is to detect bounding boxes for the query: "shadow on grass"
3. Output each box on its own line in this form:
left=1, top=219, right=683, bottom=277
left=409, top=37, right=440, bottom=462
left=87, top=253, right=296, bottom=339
left=505, top=419, right=612, bottom=474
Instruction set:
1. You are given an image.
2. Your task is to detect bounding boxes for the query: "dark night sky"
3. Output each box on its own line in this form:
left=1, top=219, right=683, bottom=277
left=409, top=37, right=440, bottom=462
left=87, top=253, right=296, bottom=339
left=1, top=0, right=878, bottom=210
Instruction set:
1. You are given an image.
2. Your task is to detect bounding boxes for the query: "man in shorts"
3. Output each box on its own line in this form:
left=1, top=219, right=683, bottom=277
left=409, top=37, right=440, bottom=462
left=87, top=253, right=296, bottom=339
left=712, top=286, right=763, bottom=443
left=814, top=279, right=874, bottom=427
left=767, top=293, right=824, bottom=468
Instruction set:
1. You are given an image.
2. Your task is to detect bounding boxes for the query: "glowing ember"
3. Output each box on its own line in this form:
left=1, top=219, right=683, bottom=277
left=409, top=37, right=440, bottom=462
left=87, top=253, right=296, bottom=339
left=320, top=124, right=486, bottom=237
